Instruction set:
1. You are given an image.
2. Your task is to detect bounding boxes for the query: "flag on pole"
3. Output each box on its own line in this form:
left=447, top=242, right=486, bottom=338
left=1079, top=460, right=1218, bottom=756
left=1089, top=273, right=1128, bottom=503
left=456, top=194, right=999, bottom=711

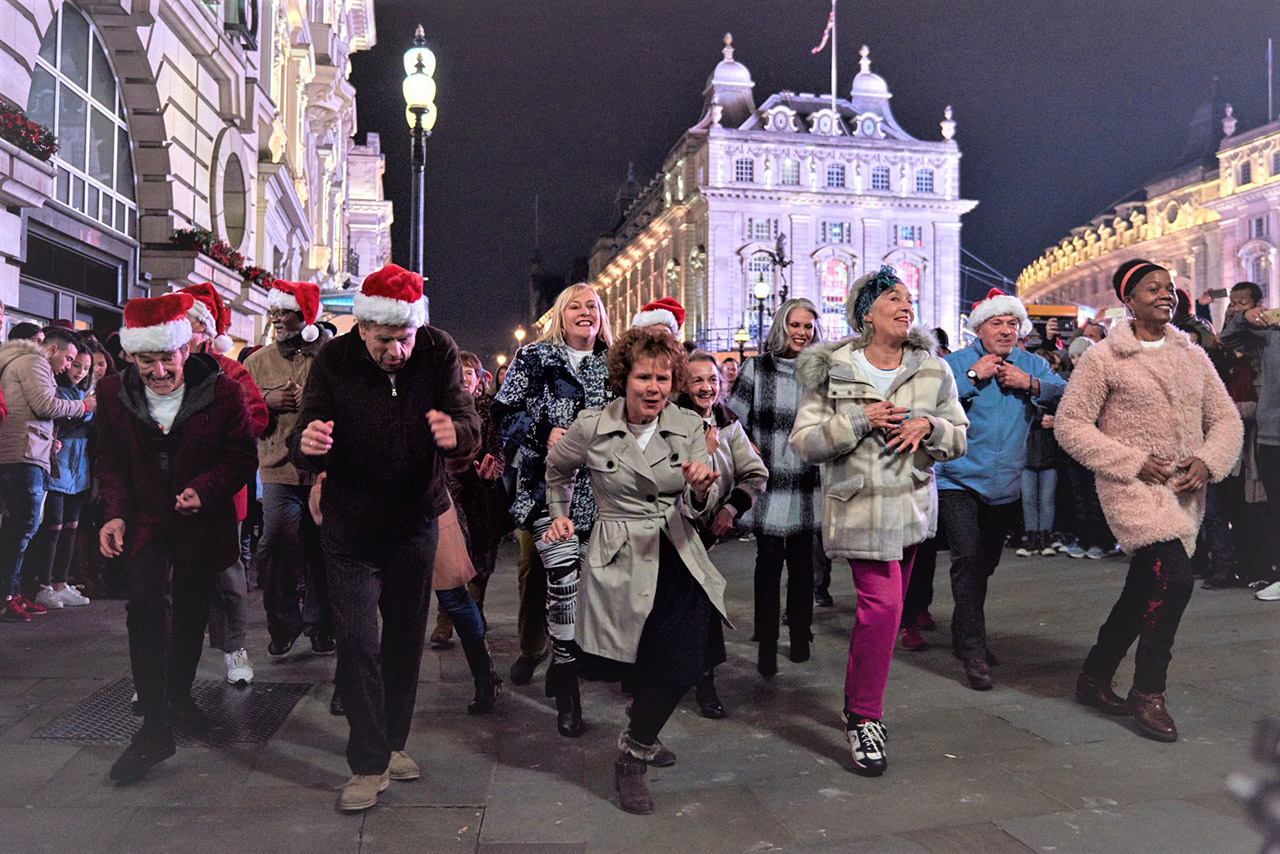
left=811, top=3, right=835, bottom=54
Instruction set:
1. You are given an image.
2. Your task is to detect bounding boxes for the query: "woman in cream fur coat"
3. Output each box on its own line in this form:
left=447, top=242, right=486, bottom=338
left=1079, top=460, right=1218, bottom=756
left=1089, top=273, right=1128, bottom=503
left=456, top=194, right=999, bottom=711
left=1055, top=259, right=1242, bottom=744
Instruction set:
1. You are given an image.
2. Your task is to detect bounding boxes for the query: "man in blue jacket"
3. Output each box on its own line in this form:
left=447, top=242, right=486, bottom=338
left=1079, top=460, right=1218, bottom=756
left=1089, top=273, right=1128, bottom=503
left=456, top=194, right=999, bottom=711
left=938, top=289, right=1066, bottom=690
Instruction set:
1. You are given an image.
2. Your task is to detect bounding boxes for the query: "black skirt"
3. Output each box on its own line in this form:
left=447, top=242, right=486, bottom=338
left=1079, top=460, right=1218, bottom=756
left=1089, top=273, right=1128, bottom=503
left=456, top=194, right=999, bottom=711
left=580, top=533, right=726, bottom=689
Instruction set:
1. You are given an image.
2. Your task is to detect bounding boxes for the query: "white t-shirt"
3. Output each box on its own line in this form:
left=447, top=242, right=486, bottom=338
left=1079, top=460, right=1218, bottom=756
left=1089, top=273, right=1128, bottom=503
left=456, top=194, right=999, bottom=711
left=851, top=349, right=902, bottom=397
left=566, top=347, right=593, bottom=374
left=627, top=419, right=659, bottom=451
left=144, top=385, right=185, bottom=434
left=1140, top=337, right=1167, bottom=350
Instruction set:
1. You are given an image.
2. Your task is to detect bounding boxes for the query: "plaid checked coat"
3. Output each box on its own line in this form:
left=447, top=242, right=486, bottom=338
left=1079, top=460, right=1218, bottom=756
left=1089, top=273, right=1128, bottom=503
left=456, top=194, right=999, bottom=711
left=790, top=329, right=968, bottom=561
left=726, top=353, right=822, bottom=537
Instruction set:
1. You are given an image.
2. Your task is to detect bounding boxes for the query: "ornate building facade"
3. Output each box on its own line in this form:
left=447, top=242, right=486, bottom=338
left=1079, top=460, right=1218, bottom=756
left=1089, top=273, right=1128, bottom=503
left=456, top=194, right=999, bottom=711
left=587, top=35, right=977, bottom=349
left=1017, top=110, right=1280, bottom=321
left=0, top=0, right=389, bottom=346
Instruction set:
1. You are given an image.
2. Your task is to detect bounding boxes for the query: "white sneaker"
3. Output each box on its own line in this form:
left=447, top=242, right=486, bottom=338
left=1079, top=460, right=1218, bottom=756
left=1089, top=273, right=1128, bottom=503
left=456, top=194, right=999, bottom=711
left=34, top=586, right=64, bottom=610
left=224, top=648, right=254, bottom=685
left=56, top=585, right=90, bottom=606
left=1015, top=544, right=1034, bottom=557
left=1256, top=581, right=1280, bottom=602
left=1066, top=544, right=1087, bottom=559
left=1085, top=547, right=1104, bottom=560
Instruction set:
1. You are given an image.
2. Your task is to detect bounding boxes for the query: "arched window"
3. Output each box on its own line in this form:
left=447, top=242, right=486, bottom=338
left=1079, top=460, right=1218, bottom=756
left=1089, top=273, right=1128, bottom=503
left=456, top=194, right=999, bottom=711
left=826, top=163, right=846, bottom=189
left=818, top=257, right=851, bottom=339
left=27, top=4, right=137, bottom=238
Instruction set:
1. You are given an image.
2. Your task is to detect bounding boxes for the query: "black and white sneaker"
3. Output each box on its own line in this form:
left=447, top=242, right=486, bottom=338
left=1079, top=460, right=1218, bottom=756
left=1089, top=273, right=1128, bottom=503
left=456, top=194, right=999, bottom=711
left=842, top=711, right=887, bottom=777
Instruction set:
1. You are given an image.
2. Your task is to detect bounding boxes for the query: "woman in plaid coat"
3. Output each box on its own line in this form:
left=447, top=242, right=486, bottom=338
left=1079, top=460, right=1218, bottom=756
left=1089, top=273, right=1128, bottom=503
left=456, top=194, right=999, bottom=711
left=727, top=298, right=824, bottom=677
left=791, top=268, right=967, bottom=777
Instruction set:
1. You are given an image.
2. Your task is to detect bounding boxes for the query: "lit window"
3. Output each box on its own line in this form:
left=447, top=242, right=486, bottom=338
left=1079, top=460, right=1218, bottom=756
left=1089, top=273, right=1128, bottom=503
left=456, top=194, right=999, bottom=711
left=747, top=218, right=778, bottom=241
left=894, top=262, right=921, bottom=301
left=915, top=168, right=934, bottom=194
left=893, top=225, right=923, bottom=248
left=871, top=166, right=890, bottom=191
left=819, top=258, right=851, bottom=339
left=781, top=159, right=800, bottom=185
left=826, top=163, right=846, bottom=189
left=821, top=222, right=852, bottom=244
left=28, top=5, right=137, bottom=238
left=734, top=158, right=755, bottom=183
left=1239, top=161, right=1252, bottom=185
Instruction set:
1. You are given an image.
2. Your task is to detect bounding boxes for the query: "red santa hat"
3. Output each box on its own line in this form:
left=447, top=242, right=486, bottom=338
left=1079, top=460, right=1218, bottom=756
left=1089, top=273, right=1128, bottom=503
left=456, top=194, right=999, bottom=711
left=268, top=280, right=321, bottom=342
left=969, top=288, right=1032, bottom=337
left=177, top=282, right=233, bottom=354
left=119, top=292, right=195, bottom=354
left=354, top=263, right=427, bottom=328
left=631, top=297, right=685, bottom=336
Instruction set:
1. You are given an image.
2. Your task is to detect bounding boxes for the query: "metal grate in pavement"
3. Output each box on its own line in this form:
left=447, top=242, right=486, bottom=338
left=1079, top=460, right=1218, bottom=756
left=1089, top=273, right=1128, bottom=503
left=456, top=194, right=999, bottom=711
left=32, top=677, right=312, bottom=747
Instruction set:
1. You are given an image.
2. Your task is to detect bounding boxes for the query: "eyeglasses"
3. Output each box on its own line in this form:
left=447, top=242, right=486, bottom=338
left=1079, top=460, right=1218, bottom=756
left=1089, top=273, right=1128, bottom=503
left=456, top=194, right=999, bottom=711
left=266, top=309, right=293, bottom=320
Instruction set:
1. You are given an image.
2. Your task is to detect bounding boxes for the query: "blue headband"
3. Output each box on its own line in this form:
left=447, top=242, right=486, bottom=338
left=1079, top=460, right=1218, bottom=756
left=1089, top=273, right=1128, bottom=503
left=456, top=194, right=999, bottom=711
left=851, top=266, right=903, bottom=329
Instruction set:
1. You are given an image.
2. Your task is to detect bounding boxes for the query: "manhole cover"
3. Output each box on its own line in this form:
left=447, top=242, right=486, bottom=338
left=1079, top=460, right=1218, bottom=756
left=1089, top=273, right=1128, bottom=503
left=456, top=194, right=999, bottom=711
left=32, top=677, right=312, bottom=747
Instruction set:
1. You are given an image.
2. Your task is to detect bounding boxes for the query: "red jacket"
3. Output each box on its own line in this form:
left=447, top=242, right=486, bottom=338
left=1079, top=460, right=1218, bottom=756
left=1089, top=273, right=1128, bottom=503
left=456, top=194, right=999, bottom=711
left=213, top=352, right=268, bottom=521
left=95, top=354, right=258, bottom=573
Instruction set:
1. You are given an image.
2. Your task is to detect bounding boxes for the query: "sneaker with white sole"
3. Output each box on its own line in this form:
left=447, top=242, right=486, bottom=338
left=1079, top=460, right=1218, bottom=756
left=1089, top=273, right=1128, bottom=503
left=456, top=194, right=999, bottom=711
left=56, top=585, right=90, bottom=606
left=1066, top=544, right=1087, bottom=559
left=34, top=586, right=65, bottom=610
left=1085, top=546, right=1104, bottom=560
left=1256, top=581, right=1280, bottom=602
left=224, top=648, right=254, bottom=685
left=842, top=712, right=888, bottom=777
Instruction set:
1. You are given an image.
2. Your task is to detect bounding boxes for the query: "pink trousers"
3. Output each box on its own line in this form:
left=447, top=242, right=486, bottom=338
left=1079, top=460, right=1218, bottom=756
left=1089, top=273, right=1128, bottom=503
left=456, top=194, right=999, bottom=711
left=844, top=546, right=917, bottom=720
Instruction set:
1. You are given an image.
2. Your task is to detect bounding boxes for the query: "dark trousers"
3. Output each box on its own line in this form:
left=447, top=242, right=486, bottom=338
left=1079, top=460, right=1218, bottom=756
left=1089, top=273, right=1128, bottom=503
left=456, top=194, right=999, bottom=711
left=1257, top=444, right=1280, bottom=573
left=324, top=518, right=438, bottom=775
left=0, top=463, right=47, bottom=594
left=901, top=533, right=940, bottom=625
left=1082, top=540, right=1195, bottom=694
left=514, top=529, right=548, bottom=660
left=812, top=532, right=833, bottom=599
left=939, top=490, right=1017, bottom=659
left=259, top=482, right=330, bottom=644
left=126, top=540, right=217, bottom=720
left=628, top=679, right=689, bottom=746
left=23, top=489, right=88, bottom=595
left=754, top=532, right=815, bottom=642
left=1065, top=460, right=1110, bottom=550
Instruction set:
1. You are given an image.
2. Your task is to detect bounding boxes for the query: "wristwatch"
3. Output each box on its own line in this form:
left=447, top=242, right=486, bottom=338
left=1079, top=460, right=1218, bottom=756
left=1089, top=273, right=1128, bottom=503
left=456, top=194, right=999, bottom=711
left=966, top=368, right=979, bottom=383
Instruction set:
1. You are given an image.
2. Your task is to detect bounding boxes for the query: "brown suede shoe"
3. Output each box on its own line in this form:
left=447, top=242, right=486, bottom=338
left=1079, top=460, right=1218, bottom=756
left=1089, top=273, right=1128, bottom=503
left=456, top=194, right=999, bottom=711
left=1126, top=689, right=1178, bottom=742
left=962, top=656, right=993, bottom=691
left=1075, top=673, right=1130, bottom=716
left=614, top=755, right=654, bottom=815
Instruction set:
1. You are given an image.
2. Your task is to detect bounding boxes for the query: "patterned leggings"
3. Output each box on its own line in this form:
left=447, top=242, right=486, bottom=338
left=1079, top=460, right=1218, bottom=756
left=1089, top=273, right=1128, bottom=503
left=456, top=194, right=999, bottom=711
left=529, top=513, right=587, bottom=668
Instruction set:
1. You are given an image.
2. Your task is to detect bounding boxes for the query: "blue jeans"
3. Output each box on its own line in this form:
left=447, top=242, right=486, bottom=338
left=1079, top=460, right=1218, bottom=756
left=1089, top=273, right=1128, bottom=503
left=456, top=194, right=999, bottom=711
left=0, top=464, right=48, bottom=594
left=435, top=586, right=485, bottom=642
left=258, top=482, right=329, bottom=644
left=1021, top=468, right=1058, bottom=531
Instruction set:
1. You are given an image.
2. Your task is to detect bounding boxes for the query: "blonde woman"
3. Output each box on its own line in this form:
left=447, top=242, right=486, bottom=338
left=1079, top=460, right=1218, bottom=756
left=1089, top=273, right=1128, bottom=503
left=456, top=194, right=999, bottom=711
left=492, top=284, right=615, bottom=737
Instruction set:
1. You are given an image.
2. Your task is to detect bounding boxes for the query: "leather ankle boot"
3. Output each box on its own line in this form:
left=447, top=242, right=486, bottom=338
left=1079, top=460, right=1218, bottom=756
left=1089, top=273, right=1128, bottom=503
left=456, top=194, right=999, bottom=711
left=1127, top=689, right=1178, bottom=742
left=461, top=637, right=502, bottom=715
left=695, top=670, right=726, bottom=719
left=547, top=662, right=585, bottom=737
left=1075, top=672, right=1129, bottom=716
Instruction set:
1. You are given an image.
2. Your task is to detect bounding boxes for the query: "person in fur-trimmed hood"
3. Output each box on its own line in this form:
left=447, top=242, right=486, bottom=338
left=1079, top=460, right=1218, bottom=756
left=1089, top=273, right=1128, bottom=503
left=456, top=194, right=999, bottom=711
left=1056, top=259, right=1242, bottom=745
left=790, top=266, right=967, bottom=777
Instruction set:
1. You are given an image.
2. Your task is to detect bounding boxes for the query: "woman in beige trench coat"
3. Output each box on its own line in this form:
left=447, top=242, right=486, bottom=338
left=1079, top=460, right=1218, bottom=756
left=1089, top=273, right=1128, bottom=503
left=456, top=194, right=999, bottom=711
left=544, top=326, right=723, bottom=816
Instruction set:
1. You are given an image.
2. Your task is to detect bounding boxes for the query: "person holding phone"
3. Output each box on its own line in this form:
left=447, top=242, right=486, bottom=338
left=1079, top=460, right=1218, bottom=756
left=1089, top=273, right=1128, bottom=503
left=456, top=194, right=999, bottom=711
left=1057, top=259, right=1242, bottom=742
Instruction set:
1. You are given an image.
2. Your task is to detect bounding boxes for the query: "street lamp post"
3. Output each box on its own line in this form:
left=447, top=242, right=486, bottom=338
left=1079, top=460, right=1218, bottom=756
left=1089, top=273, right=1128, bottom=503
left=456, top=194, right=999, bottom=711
left=733, top=326, right=749, bottom=360
left=753, top=280, right=772, bottom=353
left=402, top=25, right=438, bottom=297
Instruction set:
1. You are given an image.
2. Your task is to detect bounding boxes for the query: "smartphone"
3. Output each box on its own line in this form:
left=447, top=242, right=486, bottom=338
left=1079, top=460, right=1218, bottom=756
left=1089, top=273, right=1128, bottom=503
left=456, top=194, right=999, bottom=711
left=1263, top=308, right=1280, bottom=324
left=1104, top=307, right=1127, bottom=319
left=1205, top=288, right=1228, bottom=299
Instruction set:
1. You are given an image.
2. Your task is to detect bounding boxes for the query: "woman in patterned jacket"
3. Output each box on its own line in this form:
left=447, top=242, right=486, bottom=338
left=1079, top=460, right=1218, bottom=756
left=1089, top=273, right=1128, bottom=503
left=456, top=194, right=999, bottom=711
left=492, top=284, right=614, bottom=737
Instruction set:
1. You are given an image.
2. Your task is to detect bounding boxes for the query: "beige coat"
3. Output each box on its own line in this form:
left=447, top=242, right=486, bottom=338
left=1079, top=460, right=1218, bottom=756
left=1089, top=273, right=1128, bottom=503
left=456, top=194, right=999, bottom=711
left=546, top=399, right=729, bottom=663
left=790, top=329, right=968, bottom=561
left=243, top=332, right=328, bottom=486
left=0, top=340, right=87, bottom=471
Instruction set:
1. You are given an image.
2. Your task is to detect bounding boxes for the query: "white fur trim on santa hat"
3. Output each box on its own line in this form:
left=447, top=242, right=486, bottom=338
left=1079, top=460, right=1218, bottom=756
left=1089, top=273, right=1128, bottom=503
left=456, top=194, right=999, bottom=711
left=186, top=301, right=216, bottom=335
left=268, top=289, right=301, bottom=313
left=970, top=294, right=1033, bottom=337
left=212, top=333, right=233, bottom=353
left=631, top=308, right=679, bottom=336
left=119, top=318, right=193, bottom=354
left=353, top=291, right=427, bottom=328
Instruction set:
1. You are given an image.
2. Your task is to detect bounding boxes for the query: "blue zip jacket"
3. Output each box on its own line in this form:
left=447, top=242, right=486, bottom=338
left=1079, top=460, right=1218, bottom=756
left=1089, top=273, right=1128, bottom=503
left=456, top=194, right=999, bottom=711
left=936, top=342, right=1066, bottom=503
left=48, top=383, right=92, bottom=495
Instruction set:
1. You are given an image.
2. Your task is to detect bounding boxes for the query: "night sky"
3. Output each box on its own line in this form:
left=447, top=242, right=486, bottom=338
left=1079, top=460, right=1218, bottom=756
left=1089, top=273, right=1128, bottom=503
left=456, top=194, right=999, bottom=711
left=349, top=1, right=1279, bottom=364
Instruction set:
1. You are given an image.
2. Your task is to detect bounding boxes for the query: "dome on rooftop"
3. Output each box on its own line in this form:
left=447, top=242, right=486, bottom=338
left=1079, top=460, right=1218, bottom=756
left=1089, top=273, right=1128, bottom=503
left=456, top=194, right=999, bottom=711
left=849, top=45, right=891, bottom=99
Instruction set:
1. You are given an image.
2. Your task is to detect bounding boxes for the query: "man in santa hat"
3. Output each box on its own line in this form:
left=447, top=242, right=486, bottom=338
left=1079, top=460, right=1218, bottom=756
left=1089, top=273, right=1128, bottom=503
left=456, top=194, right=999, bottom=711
left=95, top=292, right=258, bottom=784
left=177, top=283, right=268, bottom=687
left=244, top=279, right=335, bottom=663
left=289, top=263, right=480, bottom=812
left=936, top=289, right=1065, bottom=691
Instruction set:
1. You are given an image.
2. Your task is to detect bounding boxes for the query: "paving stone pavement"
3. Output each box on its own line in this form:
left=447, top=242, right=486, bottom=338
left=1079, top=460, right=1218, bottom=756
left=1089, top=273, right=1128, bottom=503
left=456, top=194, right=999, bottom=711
left=0, top=538, right=1272, bottom=853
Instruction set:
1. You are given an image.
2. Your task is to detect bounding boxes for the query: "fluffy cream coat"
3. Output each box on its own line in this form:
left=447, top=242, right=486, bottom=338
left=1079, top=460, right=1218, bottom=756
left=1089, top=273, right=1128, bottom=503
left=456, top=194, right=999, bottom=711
left=1055, top=321, right=1242, bottom=556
